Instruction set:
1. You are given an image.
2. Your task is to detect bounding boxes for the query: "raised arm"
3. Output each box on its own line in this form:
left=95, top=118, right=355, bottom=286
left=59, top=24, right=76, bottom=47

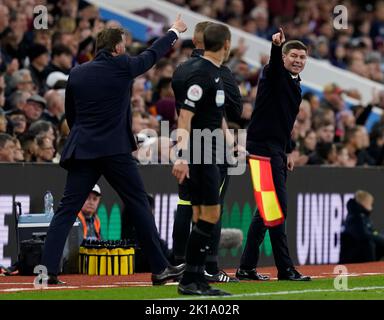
left=127, top=15, right=187, bottom=78
left=265, top=28, right=285, bottom=77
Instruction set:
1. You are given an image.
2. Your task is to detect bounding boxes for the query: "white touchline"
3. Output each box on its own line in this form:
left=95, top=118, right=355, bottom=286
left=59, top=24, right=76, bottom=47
left=170, top=286, right=384, bottom=300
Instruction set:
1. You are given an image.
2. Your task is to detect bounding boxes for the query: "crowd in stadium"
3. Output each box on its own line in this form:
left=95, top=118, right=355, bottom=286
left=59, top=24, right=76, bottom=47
left=0, top=0, right=383, bottom=166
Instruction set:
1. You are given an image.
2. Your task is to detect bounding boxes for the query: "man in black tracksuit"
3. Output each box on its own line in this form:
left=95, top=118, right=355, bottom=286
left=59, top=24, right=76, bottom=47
left=236, top=28, right=311, bottom=281
left=172, top=22, right=242, bottom=283
left=340, top=190, right=384, bottom=263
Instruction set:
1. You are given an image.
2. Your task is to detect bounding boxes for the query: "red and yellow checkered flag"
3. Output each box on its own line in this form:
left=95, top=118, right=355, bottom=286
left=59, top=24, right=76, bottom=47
left=248, top=154, right=284, bottom=227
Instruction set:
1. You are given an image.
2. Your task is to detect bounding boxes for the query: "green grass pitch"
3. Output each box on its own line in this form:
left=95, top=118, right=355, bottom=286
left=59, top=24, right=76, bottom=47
left=0, top=275, right=383, bottom=300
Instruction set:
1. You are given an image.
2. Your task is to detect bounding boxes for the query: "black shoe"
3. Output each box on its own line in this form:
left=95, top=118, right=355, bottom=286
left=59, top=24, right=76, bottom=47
left=47, top=274, right=66, bottom=285
left=178, top=281, right=231, bottom=296
left=204, top=270, right=239, bottom=283
left=235, top=268, right=270, bottom=281
left=152, top=263, right=185, bottom=285
left=277, top=268, right=311, bottom=281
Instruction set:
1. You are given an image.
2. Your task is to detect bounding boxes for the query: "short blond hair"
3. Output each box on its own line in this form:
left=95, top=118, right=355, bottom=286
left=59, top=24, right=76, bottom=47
left=355, top=190, right=374, bottom=204
left=193, top=21, right=212, bottom=46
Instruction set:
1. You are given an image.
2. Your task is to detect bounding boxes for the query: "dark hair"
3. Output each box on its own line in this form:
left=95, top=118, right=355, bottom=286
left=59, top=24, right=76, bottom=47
left=282, top=40, right=308, bottom=55
left=0, top=133, right=13, bottom=148
left=96, top=28, right=125, bottom=53
left=344, top=127, right=359, bottom=143
left=302, top=92, right=317, bottom=102
left=370, top=125, right=384, bottom=141
left=36, top=135, right=50, bottom=148
left=203, top=23, right=231, bottom=52
left=52, top=44, right=72, bottom=57
left=155, top=58, right=172, bottom=71
left=335, top=142, right=346, bottom=154
left=28, top=120, right=54, bottom=138
left=316, top=142, right=335, bottom=160
left=157, top=77, right=172, bottom=92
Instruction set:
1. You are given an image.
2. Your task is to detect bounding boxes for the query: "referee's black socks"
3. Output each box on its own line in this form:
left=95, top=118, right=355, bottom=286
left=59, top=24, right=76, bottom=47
left=181, top=219, right=215, bottom=285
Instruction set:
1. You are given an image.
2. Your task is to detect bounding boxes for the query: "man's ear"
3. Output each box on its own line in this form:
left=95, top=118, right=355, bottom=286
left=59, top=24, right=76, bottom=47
left=225, top=39, right=231, bottom=51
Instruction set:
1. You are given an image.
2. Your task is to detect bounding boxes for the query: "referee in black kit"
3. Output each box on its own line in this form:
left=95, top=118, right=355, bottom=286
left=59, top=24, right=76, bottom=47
left=236, top=28, right=311, bottom=281
left=41, top=15, right=187, bottom=285
left=172, top=23, right=234, bottom=296
left=171, top=21, right=242, bottom=283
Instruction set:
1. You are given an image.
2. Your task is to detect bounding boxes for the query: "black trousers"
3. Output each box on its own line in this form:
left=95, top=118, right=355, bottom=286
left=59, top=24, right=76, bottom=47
left=240, top=141, right=294, bottom=272
left=41, top=154, right=169, bottom=275
left=172, top=165, right=229, bottom=262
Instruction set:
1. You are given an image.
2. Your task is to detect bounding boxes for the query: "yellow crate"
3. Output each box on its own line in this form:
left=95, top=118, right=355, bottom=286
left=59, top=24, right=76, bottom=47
left=79, top=246, right=135, bottom=275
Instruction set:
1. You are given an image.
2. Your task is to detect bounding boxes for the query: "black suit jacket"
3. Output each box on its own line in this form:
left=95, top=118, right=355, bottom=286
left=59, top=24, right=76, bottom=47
left=247, top=44, right=301, bottom=153
left=60, top=31, right=178, bottom=168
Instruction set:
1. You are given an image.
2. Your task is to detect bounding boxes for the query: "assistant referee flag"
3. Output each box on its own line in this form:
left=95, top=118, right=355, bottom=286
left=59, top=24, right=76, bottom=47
left=248, top=154, right=285, bottom=227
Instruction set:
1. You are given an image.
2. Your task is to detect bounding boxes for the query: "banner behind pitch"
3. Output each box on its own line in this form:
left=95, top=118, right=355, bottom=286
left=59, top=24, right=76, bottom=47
left=0, top=163, right=383, bottom=268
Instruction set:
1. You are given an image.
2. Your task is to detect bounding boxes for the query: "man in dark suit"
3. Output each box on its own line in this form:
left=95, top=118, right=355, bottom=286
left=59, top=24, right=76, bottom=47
left=236, top=28, right=311, bottom=281
left=41, top=15, right=187, bottom=285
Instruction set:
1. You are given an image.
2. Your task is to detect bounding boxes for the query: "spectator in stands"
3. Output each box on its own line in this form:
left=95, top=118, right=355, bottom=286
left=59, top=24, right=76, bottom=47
left=336, top=109, right=356, bottom=141
left=312, top=107, right=336, bottom=129
left=33, top=29, right=52, bottom=52
left=294, top=100, right=312, bottom=139
left=132, top=111, right=146, bottom=136
left=28, top=43, right=49, bottom=96
left=340, top=190, right=384, bottom=263
left=78, top=184, right=102, bottom=241
left=315, top=120, right=335, bottom=144
left=320, top=83, right=346, bottom=113
left=0, top=4, right=10, bottom=36
left=312, top=36, right=330, bottom=61
left=6, top=90, right=30, bottom=112
left=12, top=137, right=23, bottom=162
left=0, top=73, right=5, bottom=111
left=144, top=113, right=160, bottom=134
left=307, top=142, right=337, bottom=165
left=335, top=143, right=355, bottom=167
left=131, top=77, right=150, bottom=110
left=34, top=136, right=55, bottom=163
left=344, top=127, right=376, bottom=166
left=152, top=58, right=174, bottom=88
left=42, top=89, right=65, bottom=127
left=22, top=94, right=46, bottom=124
left=233, top=60, right=253, bottom=99
left=19, top=133, right=36, bottom=162
left=0, top=132, right=15, bottom=162
left=28, top=120, right=56, bottom=153
left=154, top=77, right=177, bottom=129
left=368, top=125, right=384, bottom=165
left=10, top=69, right=35, bottom=95
left=0, top=112, right=7, bottom=133
left=299, top=129, right=317, bottom=156
left=44, top=44, right=73, bottom=75
left=7, top=108, right=27, bottom=137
